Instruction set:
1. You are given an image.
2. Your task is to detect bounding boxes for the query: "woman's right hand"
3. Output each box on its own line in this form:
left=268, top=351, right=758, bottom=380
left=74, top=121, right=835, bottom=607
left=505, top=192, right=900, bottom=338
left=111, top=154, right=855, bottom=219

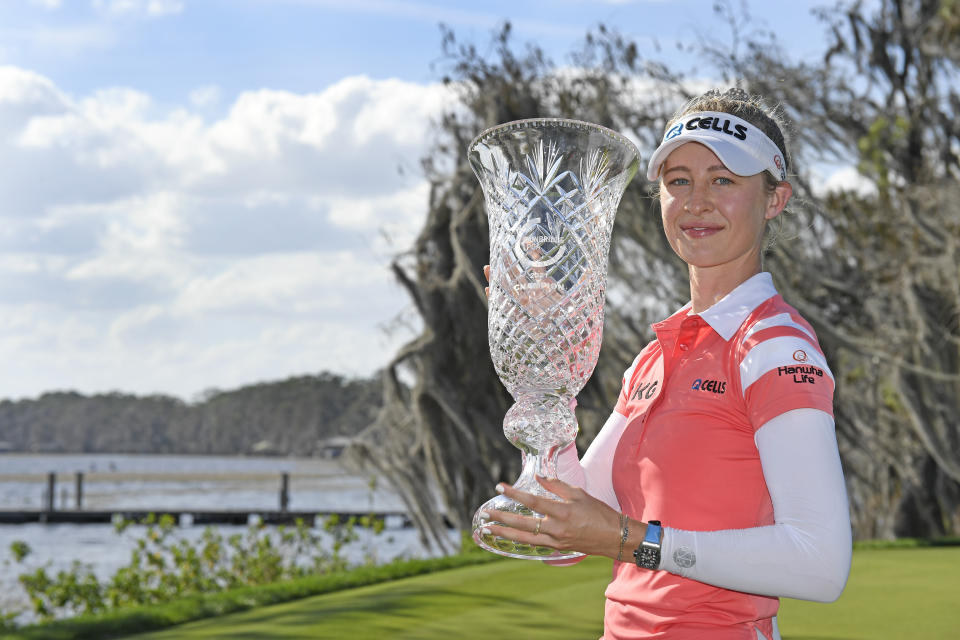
left=481, top=475, right=630, bottom=561
left=483, top=264, right=490, bottom=298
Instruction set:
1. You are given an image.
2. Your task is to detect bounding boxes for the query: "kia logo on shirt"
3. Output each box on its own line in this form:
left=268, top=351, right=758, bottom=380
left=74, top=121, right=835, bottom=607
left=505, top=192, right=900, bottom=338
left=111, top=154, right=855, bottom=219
left=631, top=380, right=659, bottom=401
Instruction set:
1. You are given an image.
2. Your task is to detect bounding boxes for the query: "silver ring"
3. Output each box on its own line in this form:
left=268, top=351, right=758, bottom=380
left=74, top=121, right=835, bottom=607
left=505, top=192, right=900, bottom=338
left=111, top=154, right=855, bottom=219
left=534, top=519, right=542, bottom=535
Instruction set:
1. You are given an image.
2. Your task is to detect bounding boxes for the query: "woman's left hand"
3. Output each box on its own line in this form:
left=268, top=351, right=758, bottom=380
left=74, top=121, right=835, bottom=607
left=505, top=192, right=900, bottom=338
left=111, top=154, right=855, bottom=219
left=481, top=475, right=625, bottom=559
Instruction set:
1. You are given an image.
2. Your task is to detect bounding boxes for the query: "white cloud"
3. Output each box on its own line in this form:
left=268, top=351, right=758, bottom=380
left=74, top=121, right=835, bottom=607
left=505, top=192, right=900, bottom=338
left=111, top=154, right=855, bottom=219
left=0, top=65, right=449, bottom=399
left=324, top=181, right=429, bottom=248
left=341, top=76, right=453, bottom=146
left=19, top=87, right=161, bottom=171
left=204, top=88, right=338, bottom=158
left=818, top=165, right=878, bottom=198
left=188, top=77, right=455, bottom=197
left=0, top=297, right=405, bottom=398
left=172, top=250, right=384, bottom=315
left=64, top=192, right=189, bottom=284
left=0, top=65, right=70, bottom=114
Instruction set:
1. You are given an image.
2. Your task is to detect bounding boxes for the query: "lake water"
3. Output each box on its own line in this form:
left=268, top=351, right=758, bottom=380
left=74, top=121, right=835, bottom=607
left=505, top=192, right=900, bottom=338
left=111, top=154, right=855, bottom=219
left=0, top=453, right=458, bottom=622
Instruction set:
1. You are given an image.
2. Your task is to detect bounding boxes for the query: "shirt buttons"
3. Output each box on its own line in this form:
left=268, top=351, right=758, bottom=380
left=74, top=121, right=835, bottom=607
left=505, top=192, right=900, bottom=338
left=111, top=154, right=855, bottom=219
left=679, top=343, right=689, bottom=351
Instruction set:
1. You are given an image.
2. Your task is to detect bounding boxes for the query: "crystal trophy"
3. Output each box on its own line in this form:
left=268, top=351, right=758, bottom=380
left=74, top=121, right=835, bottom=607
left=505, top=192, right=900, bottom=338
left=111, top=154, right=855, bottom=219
left=467, top=119, right=639, bottom=560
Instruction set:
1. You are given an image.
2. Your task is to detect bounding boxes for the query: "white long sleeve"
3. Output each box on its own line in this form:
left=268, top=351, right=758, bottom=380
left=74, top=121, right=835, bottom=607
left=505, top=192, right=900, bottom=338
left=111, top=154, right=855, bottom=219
left=559, top=408, right=851, bottom=602
left=659, top=408, right=852, bottom=602
left=557, top=410, right=628, bottom=511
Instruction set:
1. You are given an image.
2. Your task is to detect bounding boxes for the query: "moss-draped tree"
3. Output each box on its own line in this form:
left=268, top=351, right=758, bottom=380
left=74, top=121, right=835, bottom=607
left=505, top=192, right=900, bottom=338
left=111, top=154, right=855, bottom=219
left=353, top=0, right=960, bottom=551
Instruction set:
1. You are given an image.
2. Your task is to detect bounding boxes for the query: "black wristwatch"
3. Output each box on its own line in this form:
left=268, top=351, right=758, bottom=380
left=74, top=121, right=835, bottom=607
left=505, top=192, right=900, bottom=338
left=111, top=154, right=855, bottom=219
left=633, top=520, right=663, bottom=570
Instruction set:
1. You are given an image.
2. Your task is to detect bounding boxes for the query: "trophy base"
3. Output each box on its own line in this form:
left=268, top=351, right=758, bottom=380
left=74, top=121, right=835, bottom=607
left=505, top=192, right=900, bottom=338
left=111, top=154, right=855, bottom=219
left=471, top=492, right=583, bottom=561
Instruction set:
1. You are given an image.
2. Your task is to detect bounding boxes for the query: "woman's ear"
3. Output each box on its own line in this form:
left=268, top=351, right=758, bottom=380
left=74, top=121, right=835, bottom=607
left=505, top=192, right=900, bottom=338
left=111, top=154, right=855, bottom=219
left=765, top=181, right=793, bottom=220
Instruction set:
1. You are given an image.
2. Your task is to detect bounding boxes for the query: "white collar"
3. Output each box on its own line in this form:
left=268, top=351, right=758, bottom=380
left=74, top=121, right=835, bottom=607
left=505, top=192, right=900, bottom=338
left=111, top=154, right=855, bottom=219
left=688, top=272, right=778, bottom=341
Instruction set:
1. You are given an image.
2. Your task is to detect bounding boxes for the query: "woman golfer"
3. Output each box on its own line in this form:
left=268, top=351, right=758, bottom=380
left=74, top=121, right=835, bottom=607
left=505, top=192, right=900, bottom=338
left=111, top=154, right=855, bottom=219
left=481, top=88, right=852, bottom=639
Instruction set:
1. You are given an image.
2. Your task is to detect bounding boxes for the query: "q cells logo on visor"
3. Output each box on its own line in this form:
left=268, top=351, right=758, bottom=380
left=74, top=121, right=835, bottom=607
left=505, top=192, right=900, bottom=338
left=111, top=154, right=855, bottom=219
left=774, top=155, right=786, bottom=180
left=664, top=122, right=684, bottom=141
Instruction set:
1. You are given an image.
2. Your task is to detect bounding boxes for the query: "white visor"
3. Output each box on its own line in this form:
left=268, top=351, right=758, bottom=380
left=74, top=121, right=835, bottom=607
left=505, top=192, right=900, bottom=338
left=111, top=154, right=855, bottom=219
left=646, top=111, right=787, bottom=182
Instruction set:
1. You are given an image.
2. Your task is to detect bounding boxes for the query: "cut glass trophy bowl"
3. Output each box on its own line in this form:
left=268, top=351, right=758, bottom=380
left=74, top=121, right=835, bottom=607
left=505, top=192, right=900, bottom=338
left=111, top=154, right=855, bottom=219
left=467, top=118, right=639, bottom=560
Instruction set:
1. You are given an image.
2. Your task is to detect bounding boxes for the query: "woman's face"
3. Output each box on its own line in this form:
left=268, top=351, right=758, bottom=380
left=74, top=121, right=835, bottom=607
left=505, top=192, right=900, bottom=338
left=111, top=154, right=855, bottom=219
left=658, top=142, right=791, bottom=276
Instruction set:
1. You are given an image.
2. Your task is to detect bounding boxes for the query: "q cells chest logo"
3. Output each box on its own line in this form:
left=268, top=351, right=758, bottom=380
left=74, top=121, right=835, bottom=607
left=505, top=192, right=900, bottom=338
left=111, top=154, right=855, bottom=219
left=793, top=349, right=808, bottom=363
left=691, top=378, right=726, bottom=394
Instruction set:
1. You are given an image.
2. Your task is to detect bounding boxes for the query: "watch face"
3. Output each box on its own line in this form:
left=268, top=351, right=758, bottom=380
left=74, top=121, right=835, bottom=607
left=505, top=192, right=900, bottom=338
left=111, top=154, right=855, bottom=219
left=634, top=521, right=662, bottom=569
left=634, top=544, right=661, bottom=569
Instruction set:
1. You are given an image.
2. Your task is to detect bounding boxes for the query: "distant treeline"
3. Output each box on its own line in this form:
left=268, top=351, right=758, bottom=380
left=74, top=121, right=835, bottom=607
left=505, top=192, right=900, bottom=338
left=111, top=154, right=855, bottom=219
left=0, top=372, right=382, bottom=455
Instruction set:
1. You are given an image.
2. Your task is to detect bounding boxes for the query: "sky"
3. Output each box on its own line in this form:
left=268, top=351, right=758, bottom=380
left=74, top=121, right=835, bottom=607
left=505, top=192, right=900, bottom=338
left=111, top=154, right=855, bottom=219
left=0, top=0, right=837, bottom=401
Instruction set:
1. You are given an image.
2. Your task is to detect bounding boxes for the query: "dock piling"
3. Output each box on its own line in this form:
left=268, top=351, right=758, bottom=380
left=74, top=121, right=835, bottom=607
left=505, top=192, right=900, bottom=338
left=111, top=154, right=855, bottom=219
left=45, top=473, right=56, bottom=512
left=280, top=472, right=290, bottom=512
left=76, top=472, right=84, bottom=510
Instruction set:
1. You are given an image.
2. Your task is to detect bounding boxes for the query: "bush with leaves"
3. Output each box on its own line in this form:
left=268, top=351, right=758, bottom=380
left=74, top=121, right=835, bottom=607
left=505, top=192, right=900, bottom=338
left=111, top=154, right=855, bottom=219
left=4, top=513, right=384, bottom=625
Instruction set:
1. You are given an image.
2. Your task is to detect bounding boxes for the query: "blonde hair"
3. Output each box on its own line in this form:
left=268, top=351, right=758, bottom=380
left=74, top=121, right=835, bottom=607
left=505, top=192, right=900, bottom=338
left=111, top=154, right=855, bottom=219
left=667, top=88, right=791, bottom=192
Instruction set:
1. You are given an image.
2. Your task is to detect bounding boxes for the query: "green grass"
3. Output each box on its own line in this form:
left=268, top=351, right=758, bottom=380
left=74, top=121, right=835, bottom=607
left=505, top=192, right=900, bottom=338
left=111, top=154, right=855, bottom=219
left=127, top=558, right=610, bottom=639
left=778, top=547, right=960, bottom=639
left=124, top=546, right=960, bottom=640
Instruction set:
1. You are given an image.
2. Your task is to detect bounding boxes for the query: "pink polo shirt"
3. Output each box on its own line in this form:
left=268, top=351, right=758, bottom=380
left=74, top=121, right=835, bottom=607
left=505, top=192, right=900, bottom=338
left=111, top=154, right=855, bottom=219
left=604, top=273, right=834, bottom=639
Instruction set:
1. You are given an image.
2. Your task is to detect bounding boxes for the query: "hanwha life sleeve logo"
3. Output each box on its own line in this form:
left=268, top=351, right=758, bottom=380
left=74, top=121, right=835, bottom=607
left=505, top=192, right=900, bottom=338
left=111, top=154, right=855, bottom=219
left=793, top=349, right=808, bottom=362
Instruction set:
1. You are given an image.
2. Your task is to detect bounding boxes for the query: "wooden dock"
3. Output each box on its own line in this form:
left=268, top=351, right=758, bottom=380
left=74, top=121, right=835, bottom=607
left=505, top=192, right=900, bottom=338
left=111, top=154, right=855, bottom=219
left=0, top=471, right=449, bottom=528
left=0, top=509, right=415, bottom=527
